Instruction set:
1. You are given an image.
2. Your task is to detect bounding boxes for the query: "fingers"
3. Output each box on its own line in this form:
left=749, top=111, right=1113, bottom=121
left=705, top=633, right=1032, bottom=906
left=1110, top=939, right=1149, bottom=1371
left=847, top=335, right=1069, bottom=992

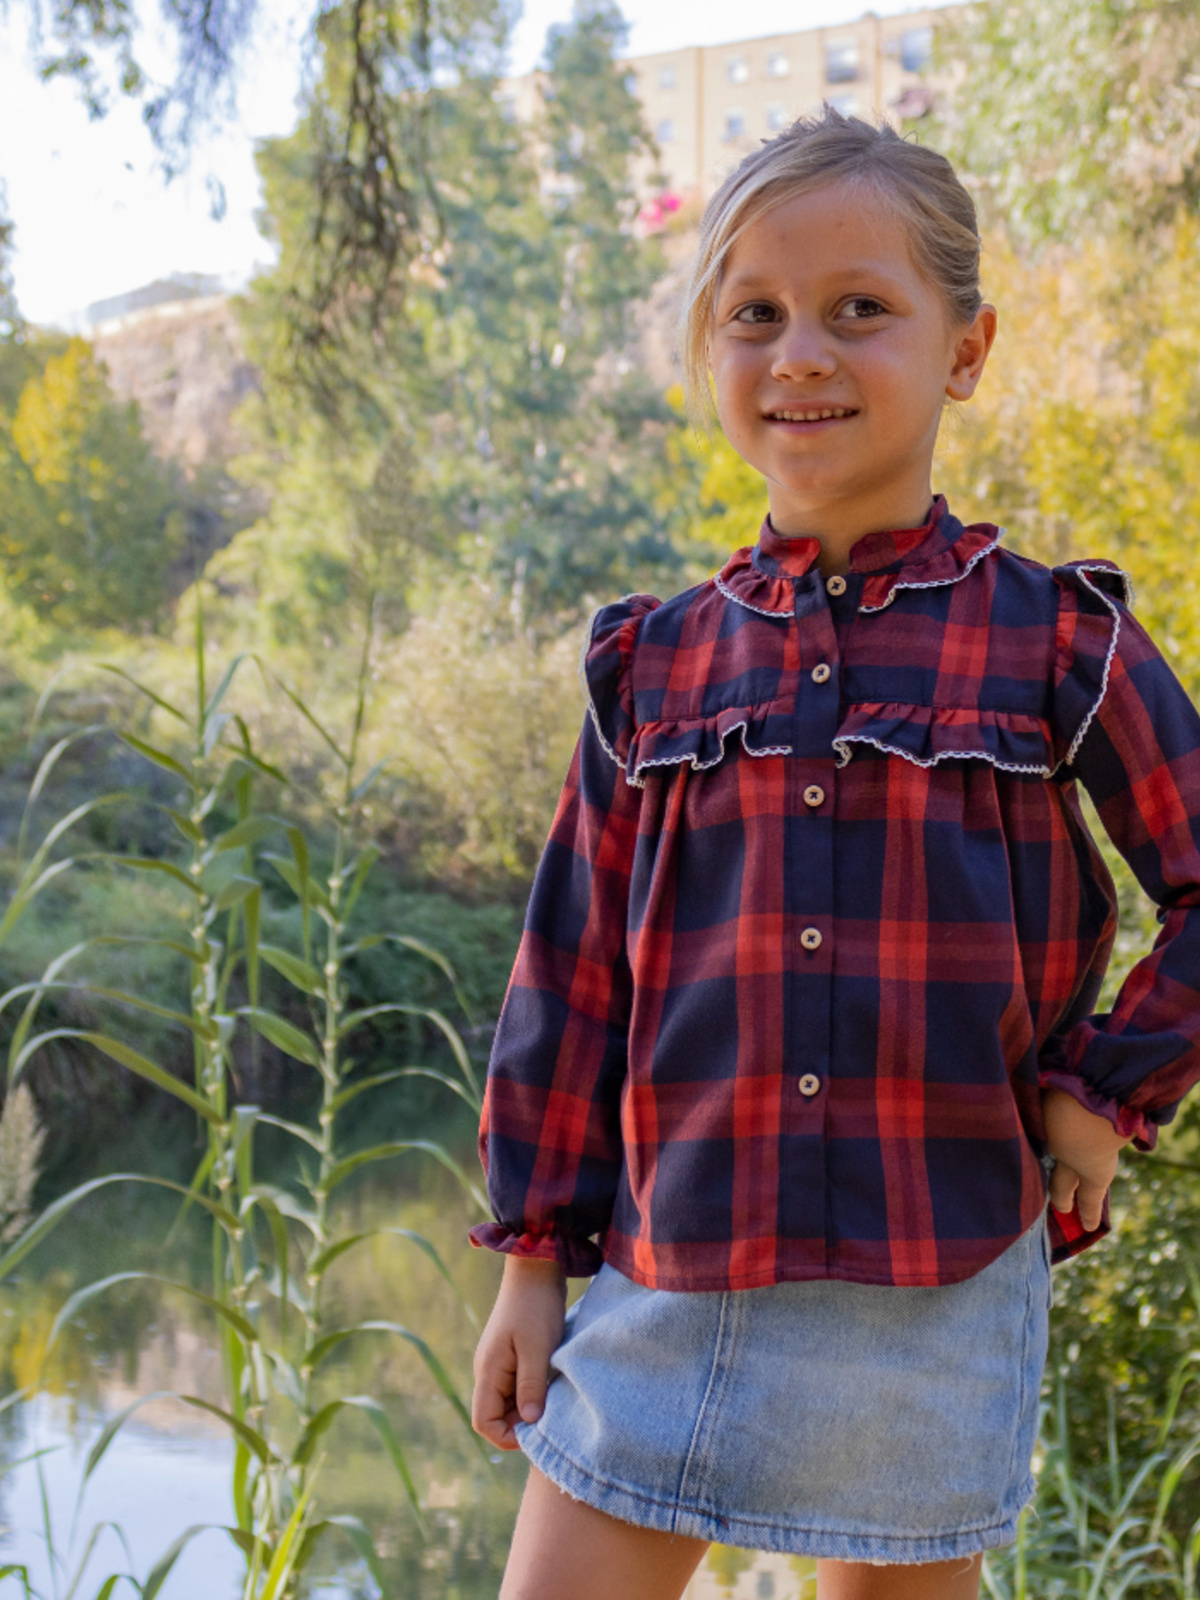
left=1048, top=1160, right=1109, bottom=1231
left=472, top=1328, right=555, bottom=1450
left=1074, top=1175, right=1108, bottom=1233
left=473, top=1335, right=522, bottom=1451
left=1048, top=1159, right=1079, bottom=1217
left=515, top=1342, right=552, bottom=1424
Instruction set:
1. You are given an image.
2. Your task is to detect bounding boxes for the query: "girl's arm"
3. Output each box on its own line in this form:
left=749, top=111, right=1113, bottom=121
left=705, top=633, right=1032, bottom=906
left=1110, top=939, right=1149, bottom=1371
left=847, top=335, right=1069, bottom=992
left=1048, top=576, right=1200, bottom=1151
left=469, top=700, right=643, bottom=1273
left=468, top=596, right=653, bottom=1275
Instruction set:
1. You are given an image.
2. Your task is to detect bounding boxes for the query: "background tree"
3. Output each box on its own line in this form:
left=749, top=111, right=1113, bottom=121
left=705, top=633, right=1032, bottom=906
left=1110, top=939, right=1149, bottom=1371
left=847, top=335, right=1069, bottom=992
left=233, top=0, right=679, bottom=633
left=933, top=0, right=1200, bottom=244
left=0, top=337, right=183, bottom=628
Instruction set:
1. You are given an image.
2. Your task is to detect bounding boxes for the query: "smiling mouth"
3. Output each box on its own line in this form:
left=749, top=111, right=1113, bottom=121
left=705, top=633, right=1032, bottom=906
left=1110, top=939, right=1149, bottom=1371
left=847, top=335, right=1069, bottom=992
left=767, top=406, right=859, bottom=422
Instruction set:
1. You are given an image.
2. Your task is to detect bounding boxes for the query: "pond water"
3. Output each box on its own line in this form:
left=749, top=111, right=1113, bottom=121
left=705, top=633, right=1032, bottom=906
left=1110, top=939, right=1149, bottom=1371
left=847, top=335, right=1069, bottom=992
left=2, top=1393, right=243, bottom=1594
left=0, top=1160, right=813, bottom=1600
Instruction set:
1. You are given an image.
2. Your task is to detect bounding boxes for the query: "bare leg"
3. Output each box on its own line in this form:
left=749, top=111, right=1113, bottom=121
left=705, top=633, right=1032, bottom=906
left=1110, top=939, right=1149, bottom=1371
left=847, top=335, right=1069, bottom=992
left=500, top=1465, right=709, bottom=1600
left=817, top=1555, right=982, bottom=1600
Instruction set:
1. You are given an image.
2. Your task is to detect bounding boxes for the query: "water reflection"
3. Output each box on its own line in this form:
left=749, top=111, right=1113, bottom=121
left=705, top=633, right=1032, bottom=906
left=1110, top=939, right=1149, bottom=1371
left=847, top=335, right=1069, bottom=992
left=2, top=1393, right=242, bottom=1596
left=0, top=1162, right=813, bottom=1598
left=0, top=1162, right=527, bottom=1596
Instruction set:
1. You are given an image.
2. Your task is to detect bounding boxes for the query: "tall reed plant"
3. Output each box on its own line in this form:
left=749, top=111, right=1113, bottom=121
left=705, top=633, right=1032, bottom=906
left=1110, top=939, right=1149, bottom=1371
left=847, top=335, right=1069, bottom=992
left=0, top=590, right=487, bottom=1596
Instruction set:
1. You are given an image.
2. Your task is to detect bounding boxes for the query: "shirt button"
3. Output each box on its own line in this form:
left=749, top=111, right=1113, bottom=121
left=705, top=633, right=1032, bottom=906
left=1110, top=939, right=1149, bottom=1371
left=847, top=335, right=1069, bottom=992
left=798, top=1073, right=821, bottom=1097
left=826, top=575, right=847, bottom=597
left=803, top=784, right=825, bottom=808
left=811, top=662, right=831, bottom=684
left=800, top=926, right=822, bottom=951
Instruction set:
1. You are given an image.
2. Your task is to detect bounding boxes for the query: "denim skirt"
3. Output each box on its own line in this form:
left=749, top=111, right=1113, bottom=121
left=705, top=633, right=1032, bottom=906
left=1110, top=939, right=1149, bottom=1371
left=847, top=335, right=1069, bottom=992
left=515, top=1214, right=1052, bottom=1564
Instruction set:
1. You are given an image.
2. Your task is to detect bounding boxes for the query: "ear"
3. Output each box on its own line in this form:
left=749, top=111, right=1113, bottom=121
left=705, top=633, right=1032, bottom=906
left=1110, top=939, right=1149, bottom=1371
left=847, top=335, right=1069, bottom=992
left=945, top=304, right=997, bottom=402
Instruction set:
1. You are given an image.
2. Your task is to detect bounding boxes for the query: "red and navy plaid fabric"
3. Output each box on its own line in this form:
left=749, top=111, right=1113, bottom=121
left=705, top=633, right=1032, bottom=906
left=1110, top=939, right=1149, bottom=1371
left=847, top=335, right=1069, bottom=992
left=470, top=497, right=1200, bottom=1289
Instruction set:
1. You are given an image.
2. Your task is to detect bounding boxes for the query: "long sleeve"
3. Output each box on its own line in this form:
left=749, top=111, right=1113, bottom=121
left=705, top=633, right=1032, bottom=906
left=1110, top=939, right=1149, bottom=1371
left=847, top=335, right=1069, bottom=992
left=469, top=596, right=657, bottom=1274
left=1042, top=566, right=1200, bottom=1150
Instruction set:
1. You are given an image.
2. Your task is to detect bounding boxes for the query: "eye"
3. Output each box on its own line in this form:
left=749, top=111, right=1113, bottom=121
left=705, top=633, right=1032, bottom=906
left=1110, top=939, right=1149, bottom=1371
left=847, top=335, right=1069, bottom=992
left=840, top=296, right=888, bottom=321
left=731, top=301, right=779, bottom=326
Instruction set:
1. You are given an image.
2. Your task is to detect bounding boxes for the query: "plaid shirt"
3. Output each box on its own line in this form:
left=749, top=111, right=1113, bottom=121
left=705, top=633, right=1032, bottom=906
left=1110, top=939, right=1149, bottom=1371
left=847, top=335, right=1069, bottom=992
left=470, top=498, right=1200, bottom=1289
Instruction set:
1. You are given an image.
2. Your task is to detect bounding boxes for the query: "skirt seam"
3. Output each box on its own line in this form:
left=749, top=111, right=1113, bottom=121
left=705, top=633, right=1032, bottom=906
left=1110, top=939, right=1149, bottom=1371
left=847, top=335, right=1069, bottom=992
left=673, top=1288, right=735, bottom=1526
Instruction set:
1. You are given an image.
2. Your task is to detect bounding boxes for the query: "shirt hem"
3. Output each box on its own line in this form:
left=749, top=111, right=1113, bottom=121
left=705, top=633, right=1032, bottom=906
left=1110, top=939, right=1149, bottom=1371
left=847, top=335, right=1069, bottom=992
left=598, top=1231, right=1036, bottom=1292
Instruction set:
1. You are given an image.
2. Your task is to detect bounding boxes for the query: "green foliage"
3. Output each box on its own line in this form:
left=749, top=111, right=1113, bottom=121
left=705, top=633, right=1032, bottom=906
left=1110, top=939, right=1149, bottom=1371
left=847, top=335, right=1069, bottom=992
left=934, top=0, right=1200, bottom=244
left=0, top=340, right=182, bottom=630
left=368, top=585, right=586, bottom=884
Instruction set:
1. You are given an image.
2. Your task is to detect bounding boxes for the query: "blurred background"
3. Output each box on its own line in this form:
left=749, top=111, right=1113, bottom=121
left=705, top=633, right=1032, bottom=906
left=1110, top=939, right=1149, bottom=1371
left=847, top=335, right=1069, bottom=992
left=0, top=0, right=1197, bottom=1594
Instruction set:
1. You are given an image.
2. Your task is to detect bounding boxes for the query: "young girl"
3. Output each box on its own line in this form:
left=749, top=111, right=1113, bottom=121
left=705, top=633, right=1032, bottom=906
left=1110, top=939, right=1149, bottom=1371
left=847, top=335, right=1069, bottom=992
left=468, top=109, right=1200, bottom=1600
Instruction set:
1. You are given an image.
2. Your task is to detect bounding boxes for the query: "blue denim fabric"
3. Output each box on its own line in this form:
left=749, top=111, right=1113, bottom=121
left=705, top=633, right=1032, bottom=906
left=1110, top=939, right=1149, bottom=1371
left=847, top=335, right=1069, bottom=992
left=516, top=1214, right=1052, bottom=1563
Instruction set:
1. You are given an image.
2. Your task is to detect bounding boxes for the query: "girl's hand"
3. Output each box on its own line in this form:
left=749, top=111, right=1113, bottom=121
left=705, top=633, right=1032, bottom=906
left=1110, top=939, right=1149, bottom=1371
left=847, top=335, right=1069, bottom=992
left=472, top=1254, right=567, bottom=1451
left=1043, top=1087, right=1132, bottom=1231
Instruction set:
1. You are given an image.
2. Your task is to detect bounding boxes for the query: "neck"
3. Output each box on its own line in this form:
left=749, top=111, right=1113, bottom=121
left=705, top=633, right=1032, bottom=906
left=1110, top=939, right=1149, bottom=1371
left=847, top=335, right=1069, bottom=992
left=766, top=483, right=936, bottom=575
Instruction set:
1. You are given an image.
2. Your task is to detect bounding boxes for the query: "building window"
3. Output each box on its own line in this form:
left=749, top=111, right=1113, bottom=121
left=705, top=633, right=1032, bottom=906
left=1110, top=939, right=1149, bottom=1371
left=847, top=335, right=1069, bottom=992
left=496, top=93, right=517, bottom=123
left=656, top=118, right=676, bottom=144
left=766, top=102, right=788, bottom=132
left=900, top=26, right=933, bottom=71
left=829, top=94, right=859, bottom=116
left=767, top=50, right=790, bottom=78
left=624, top=72, right=638, bottom=93
left=726, top=55, right=749, bottom=85
left=724, top=110, right=747, bottom=141
left=658, top=65, right=676, bottom=90
left=825, top=39, right=859, bottom=83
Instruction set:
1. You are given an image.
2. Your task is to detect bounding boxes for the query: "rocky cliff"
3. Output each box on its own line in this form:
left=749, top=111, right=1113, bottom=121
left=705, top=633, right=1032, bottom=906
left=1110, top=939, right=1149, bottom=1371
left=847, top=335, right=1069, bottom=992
left=90, top=294, right=259, bottom=473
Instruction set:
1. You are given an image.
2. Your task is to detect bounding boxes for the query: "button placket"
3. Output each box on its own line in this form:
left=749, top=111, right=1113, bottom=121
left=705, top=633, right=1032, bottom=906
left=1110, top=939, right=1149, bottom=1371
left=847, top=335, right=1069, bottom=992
left=783, top=573, right=839, bottom=1259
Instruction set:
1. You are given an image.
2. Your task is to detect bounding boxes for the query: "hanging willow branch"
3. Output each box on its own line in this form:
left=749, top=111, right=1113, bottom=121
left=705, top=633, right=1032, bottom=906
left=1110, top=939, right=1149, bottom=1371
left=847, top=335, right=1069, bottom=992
left=22, top=0, right=452, bottom=296
left=286, top=0, right=430, bottom=371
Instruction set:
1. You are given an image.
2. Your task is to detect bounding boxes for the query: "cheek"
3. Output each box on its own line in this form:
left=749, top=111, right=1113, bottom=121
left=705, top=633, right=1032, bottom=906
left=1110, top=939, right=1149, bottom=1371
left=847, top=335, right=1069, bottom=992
left=710, top=347, right=759, bottom=436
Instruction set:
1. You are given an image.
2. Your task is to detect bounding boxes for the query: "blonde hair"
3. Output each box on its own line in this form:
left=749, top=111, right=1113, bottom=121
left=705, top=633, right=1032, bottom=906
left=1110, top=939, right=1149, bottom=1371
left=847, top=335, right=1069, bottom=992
left=681, top=105, right=983, bottom=415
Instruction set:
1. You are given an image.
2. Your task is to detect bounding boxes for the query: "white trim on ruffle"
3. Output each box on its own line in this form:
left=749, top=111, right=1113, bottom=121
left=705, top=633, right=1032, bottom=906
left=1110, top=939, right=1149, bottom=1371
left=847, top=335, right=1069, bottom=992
left=1062, top=566, right=1123, bottom=768
left=857, top=533, right=1002, bottom=613
left=578, top=602, right=628, bottom=771
left=714, top=571, right=794, bottom=618
left=626, top=721, right=793, bottom=787
left=831, top=731, right=1052, bottom=777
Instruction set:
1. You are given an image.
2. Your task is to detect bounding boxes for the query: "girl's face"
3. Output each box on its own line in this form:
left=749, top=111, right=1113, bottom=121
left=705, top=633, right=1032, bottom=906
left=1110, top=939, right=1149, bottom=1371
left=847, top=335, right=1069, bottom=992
left=709, top=180, right=996, bottom=559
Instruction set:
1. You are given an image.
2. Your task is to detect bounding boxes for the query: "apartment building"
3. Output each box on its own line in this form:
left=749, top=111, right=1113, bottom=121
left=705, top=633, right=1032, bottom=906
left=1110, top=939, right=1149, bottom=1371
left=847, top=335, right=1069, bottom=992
left=500, top=7, right=959, bottom=202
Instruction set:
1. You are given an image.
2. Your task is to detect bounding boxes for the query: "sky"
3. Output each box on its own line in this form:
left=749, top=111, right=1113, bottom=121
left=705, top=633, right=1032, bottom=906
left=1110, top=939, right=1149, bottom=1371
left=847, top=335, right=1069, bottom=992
left=0, top=0, right=955, bottom=328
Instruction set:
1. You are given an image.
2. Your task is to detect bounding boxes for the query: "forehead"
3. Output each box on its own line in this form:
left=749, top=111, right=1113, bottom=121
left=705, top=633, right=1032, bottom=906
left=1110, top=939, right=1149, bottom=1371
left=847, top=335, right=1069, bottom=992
left=720, top=180, right=924, bottom=293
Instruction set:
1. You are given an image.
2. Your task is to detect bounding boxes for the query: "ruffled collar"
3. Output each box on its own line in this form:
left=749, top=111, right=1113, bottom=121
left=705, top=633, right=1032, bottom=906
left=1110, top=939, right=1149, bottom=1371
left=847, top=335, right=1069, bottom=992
left=716, top=496, right=1002, bottom=617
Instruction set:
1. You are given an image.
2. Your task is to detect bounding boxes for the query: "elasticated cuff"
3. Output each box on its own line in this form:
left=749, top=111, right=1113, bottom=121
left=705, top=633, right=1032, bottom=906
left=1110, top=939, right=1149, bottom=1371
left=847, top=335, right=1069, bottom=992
left=468, top=1222, right=605, bottom=1277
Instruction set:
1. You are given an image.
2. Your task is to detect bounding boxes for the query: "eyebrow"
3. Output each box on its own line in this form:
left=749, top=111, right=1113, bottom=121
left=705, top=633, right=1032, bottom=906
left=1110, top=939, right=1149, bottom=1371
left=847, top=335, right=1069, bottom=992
left=719, top=262, right=905, bottom=298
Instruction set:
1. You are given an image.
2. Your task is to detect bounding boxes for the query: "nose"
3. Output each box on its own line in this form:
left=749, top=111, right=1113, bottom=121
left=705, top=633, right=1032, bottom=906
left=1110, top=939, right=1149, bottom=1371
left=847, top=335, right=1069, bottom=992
left=770, top=316, right=838, bottom=382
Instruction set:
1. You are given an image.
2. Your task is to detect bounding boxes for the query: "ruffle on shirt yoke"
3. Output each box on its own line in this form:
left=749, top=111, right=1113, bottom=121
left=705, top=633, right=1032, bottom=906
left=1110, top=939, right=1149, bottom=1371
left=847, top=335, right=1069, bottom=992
left=1051, top=560, right=1134, bottom=770
left=580, top=551, right=1135, bottom=788
left=583, top=587, right=797, bottom=787
left=581, top=592, right=662, bottom=774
